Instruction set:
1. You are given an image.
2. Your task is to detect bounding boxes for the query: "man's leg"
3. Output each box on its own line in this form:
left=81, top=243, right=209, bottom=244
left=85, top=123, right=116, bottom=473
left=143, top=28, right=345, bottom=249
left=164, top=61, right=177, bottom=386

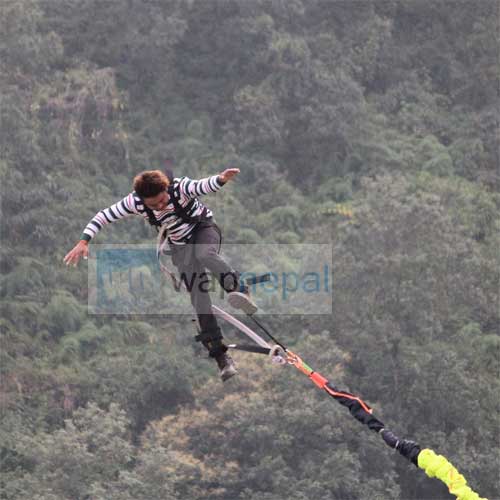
left=193, top=222, right=242, bottom=293
left=193, top=222, right=258, bottom=314
left=188, top=265, right=238, bottom=381
left=171, top=242, right=237, bottom=381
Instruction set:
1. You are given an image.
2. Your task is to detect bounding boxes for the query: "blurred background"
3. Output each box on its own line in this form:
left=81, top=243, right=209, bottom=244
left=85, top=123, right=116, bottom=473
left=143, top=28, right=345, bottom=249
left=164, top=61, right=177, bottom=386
left=1, top=1, right=498, bottom=498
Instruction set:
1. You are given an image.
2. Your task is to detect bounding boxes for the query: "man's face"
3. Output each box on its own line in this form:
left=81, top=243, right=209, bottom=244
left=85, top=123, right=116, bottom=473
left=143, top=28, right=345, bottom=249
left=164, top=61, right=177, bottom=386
left=144, top=191, right=169, bottom=211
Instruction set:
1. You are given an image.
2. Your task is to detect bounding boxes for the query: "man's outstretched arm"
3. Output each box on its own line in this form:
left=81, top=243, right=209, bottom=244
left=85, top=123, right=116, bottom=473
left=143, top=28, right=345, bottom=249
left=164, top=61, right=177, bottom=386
left=179, top=168, right=240, bottom=198
left=63, top=193, right=139, bottom=267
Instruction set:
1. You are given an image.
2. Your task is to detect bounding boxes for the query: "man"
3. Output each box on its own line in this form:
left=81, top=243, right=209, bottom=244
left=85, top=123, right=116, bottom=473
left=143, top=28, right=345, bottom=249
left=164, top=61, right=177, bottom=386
left=64, top=167, right=256, bottom=381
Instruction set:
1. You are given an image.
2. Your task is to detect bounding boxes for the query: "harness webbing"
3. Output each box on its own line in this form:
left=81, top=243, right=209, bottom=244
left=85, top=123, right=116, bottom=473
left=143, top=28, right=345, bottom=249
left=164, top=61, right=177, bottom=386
left=140, top=169, right=210, bottom=230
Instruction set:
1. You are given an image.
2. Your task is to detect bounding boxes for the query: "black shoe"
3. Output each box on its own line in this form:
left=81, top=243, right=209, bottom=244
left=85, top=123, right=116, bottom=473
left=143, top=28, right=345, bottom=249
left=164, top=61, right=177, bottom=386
left=215, top=352, right=238, bottom=382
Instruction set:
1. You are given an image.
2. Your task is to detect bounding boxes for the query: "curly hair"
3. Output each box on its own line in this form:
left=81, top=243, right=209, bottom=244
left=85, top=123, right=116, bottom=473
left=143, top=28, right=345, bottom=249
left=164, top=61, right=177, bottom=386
left=133, top=170, right=170, bottom=198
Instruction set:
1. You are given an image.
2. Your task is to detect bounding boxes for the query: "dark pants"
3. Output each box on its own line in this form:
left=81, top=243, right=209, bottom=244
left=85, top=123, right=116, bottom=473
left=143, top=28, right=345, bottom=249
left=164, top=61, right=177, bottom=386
left=169, top=221, right=240, bottom=344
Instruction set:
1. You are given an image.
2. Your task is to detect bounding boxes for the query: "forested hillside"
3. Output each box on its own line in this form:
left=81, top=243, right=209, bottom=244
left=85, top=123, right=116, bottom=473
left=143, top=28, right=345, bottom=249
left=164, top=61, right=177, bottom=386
left=1, top=1, right=499, bottom=499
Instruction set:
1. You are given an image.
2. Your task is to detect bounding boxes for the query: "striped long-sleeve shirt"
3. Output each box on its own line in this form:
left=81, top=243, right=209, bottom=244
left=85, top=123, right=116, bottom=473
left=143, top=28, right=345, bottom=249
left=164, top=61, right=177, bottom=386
left=81, top=175, right=225, bottom=244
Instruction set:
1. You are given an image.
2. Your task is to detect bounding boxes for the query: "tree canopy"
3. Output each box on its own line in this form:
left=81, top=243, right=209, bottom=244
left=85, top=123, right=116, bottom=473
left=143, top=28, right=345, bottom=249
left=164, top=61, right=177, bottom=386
left=1, top=1, right=498, bottom=499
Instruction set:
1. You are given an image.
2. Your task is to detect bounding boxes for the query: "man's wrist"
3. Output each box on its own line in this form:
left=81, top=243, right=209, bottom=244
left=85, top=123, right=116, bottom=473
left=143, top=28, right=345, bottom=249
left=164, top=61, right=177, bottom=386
left=80, top=234, right=91, bottom=242
left=217, top=175, right=226, bottom=185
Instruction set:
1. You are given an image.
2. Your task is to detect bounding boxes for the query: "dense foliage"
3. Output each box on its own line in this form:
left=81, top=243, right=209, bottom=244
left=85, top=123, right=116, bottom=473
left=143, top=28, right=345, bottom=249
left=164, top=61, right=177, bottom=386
left=1, top=1, right=499, bottom=499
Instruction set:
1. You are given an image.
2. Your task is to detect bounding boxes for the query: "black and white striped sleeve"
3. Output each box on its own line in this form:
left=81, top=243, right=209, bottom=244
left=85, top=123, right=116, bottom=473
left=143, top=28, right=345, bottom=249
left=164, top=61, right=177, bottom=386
left=81, top=193, right=140, bottom=241
left=178, top=175, right=224, bottom=199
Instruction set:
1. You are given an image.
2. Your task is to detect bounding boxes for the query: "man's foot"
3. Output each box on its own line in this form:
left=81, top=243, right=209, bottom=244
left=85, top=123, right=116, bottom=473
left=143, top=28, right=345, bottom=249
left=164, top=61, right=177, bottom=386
left=215, top=352, right=238, bottom=382
left=227, top=291, right=258, bottom=315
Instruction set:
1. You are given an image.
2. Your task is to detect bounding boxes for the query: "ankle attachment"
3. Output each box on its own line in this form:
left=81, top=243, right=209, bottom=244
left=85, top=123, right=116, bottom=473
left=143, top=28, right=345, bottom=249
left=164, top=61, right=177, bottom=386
left=195, top=327, right=228, bottom=358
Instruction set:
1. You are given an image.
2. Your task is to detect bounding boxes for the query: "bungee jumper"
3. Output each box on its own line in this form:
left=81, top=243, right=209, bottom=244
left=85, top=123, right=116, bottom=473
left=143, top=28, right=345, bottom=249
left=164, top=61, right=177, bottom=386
left=207, top=304, right=488, bottom=500
left=64, top=166, right=258, bottom=381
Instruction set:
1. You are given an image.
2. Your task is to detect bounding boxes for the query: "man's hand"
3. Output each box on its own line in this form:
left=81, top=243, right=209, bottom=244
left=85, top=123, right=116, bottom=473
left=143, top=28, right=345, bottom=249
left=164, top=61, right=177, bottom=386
left=219, top=168, right=240, bottom=183
left=63, top=240, right=89, bottom=267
